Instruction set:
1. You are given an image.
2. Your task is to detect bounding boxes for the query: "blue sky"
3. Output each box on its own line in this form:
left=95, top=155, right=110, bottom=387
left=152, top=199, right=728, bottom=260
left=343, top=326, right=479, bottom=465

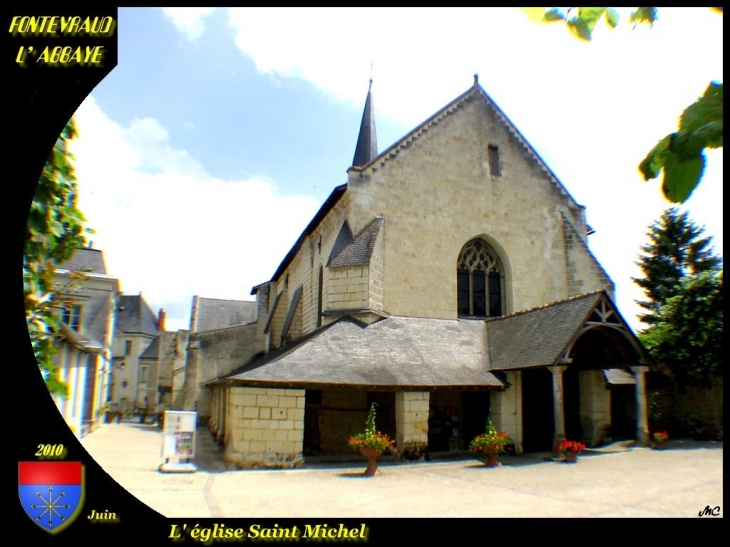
left=69, top=8, right=723, bottom=332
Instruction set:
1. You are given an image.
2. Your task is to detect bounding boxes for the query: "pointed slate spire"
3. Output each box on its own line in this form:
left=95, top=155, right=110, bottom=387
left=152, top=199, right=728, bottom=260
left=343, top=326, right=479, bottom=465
left=351, top=79, right=378, bottom=168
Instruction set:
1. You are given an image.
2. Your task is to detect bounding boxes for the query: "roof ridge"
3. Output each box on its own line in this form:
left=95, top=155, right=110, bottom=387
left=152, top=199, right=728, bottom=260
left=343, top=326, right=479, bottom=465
left=349, top=81, right=584, bottom=212
left=197, top=296, right=256, bottom=303
left=485, top=290, right=604, bottom=322
left=349, top=84, right=479, bottom=173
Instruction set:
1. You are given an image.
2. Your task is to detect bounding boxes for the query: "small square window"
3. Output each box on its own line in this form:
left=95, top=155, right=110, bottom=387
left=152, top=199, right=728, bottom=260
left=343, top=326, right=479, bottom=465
left=488, top=144, right=501, bottom=176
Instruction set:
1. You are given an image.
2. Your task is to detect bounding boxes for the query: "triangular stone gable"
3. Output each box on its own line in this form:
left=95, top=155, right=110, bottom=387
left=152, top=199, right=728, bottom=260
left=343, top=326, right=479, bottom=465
left=349, top=80, right=582, bottom=210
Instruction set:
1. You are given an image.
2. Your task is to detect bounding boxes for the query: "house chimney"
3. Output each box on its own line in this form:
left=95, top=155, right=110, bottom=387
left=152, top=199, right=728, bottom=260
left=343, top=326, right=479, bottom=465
left=157, top=309, right=166, bottom=332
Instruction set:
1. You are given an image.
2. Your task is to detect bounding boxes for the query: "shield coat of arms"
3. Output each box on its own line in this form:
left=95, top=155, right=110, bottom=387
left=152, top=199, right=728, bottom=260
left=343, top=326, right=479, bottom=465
left=19, top=461, right=84, bottom=533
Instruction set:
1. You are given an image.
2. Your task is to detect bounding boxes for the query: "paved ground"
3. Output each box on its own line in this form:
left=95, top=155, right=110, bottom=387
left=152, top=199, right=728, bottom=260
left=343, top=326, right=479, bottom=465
left=81, top=420, right=723, bottom=518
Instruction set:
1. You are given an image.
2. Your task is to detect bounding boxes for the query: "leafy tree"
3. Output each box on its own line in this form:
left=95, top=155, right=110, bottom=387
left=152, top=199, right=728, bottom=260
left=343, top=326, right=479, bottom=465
left=521, top=7, right=723, bottom=203
left=24, top=117, right=89, bottom=397
left=633, top=207, right=722, bottom=326
left=638, top=270, right=723, bottom=390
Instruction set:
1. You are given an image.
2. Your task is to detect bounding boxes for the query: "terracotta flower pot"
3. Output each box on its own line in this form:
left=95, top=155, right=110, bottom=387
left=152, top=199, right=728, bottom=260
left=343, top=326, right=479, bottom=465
left=563, top=451, right=578, bottom=463
left=484, top=451, right=500, bottom=467
left=359, top=446, right=384, bottom=476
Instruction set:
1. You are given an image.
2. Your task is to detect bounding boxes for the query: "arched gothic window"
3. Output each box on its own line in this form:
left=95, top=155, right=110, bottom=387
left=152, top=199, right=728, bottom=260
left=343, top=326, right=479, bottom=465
left=457, top=239, right=504, bottom=318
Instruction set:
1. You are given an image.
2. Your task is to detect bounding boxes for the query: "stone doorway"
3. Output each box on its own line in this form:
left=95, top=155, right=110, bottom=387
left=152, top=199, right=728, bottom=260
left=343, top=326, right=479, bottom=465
left=521, top=368, right=554, bottom=452
left=610, top=385, right=636, bottom=441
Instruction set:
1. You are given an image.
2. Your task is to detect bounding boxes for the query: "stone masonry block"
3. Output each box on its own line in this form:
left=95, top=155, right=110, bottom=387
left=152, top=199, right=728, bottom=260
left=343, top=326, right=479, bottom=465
left=242, top=407, right=259, bottom=419
left=257, top=395, right=279, bottom=407
left=286, top=408, right=305, bottom=421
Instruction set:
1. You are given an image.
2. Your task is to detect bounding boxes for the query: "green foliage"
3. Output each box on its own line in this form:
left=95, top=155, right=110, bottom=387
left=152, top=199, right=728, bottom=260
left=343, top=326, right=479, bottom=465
left=634, top=208, right=723, bottom=391
left=521, top=7, right=652, bottom=41
left=639, top=271, right=723, bottom=390
left=24, top=117, right=89, bottom=397
left=347, top=403, right=397, bottom=454
left=468, top=417, right=512, bottom=454
left=633, top=207, right=722, bottom=326
left=639, top=82, right=723, bottom=203
left=522, top=7, right=722, bottom=203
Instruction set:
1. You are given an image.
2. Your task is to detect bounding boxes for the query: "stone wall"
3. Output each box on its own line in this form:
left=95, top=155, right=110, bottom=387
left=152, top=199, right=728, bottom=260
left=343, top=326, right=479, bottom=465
left=579, top=370, right=611, bottom=446
left=655, top=381, right=723, bottom=436
left=490, top=372, right=523, bottom=451
left=346, top=91, right=611, bottom=319
left=395, top=391, right=429, bottom=455
left=186, top=323, right=261, bottom=420
left=224, top=386, right=305, bottom=468
left=327, top=266, right=369, bottom=310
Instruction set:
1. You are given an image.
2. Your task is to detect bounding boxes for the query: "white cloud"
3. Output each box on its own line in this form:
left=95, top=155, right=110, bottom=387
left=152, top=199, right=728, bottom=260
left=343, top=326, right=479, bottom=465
left=70, top=97, right=320, bottom=331
left=162, top=7, right=215, bottom=40
left=225, top=7, right=723, bottom=332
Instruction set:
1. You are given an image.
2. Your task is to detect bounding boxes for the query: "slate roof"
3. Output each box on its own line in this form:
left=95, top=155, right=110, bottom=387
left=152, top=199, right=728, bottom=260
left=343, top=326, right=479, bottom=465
left=139, top=336, right=160, bottom=360
left=55, top=247, right=107, bottom=274
left=603, top=368, right=636, bottom=385
left=59, top=322, right=104, bottom=354
left=116, top=294, right=159, bottom=336
left=192, top=297, right=257, bottom=332
left=281, top=286, right=303, bottom=340
left=486, top=291, right=604, bottom=370
left=263, top=184, right=347, bottom=287
left=222, top=316, right=503, bottom=389
left=328, top=217, right=384, bottom=268
left=351, top=79, right=378, bottom=168
left=263, top=291, right=283, bottom=334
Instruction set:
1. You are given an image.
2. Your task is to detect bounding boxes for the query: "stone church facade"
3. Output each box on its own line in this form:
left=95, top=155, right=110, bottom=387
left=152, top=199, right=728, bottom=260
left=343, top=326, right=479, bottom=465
left=174, top=77, right=648, bottom=468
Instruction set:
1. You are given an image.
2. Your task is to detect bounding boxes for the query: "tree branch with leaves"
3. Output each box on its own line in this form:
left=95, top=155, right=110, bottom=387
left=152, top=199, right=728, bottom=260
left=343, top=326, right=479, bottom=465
left=24, top=117, right=91, bottom=397
left=522, top=7, right=723, bottom=203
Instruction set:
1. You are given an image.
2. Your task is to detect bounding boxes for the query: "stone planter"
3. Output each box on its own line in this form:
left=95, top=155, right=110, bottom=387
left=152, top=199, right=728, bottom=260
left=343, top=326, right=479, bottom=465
left=563, top=451, right=578, bottom=464
left=359, top=446, right=384, bottom=476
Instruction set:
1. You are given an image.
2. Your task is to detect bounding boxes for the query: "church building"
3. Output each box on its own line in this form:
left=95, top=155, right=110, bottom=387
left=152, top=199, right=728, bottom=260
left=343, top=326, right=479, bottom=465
left=184, top=76, right=648, bottom=468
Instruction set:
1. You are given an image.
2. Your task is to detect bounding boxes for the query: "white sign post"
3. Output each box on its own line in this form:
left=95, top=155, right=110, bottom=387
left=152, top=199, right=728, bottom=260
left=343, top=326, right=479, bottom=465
left=159, top=410, right=197, bottom=473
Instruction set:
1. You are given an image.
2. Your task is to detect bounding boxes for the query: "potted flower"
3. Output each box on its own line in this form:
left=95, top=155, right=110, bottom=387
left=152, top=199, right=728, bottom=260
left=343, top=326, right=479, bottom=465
left=469, top=417, right=512, bottom=467
left=557, top=440, right=586, bottom=463
left=652, top=431, right=669, bottom=449
left=348, top=403, right=397, bottom=476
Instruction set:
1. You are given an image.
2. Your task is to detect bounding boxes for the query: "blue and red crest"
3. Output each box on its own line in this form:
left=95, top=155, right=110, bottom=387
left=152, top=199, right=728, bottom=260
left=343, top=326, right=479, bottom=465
left=19, top=462, right=84, bottom=533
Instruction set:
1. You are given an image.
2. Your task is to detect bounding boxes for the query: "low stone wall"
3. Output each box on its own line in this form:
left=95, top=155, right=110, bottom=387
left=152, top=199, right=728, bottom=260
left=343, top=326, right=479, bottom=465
left=655, top=381, right=723, bottom=437
left=224, top=386, right=305, bottom=468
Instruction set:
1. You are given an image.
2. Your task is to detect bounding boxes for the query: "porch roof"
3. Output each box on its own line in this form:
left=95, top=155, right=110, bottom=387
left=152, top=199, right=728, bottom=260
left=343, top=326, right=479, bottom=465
left=486, top=291, right=604, bottom=370
left=219, top=316, right=504, bottom=389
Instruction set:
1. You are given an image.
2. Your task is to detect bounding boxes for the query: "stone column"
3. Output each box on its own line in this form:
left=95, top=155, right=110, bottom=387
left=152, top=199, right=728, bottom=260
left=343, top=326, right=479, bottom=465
left=548, top=365, right=568, bottom=452
left=395, top=391, right=429, bottom=458
left=631, top=365, right=650, bottom=446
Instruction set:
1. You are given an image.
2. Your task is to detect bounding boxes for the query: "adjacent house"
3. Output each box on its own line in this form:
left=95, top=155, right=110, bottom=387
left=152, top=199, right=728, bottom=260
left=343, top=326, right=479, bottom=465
left=164, top=77, right=648, bottom=468
left=51, top=247, right=119, bottom=438
left=111, top=292, right=164, bottom=414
